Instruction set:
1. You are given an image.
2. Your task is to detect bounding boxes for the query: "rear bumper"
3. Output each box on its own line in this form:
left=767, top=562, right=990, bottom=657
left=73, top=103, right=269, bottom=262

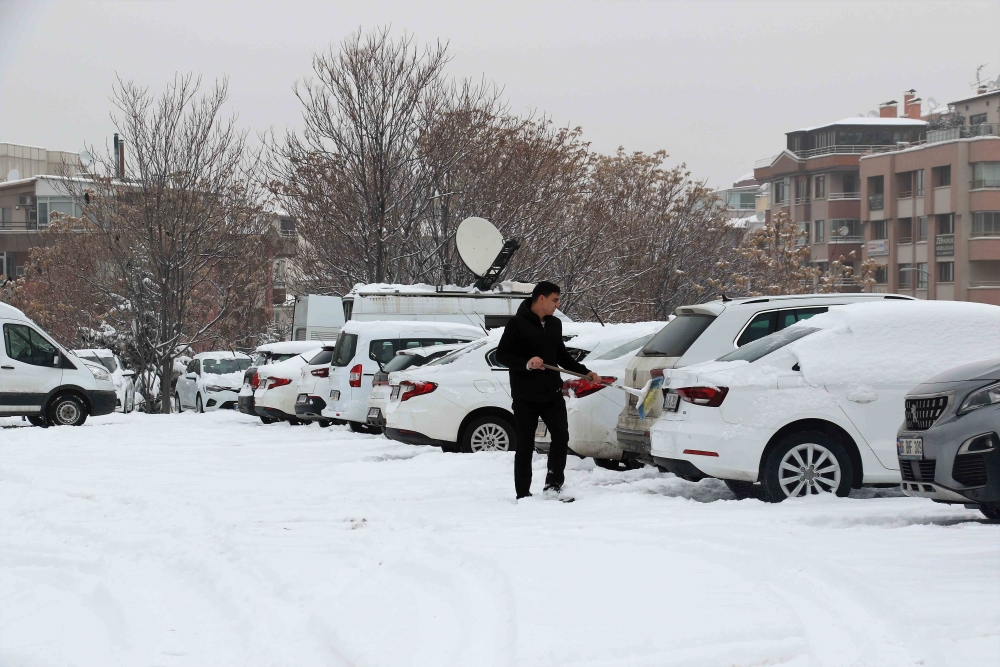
left=366, top=409, right=387, bottom=428
left=238, top=395, right=255, bottom=415
left=385, top=427, right=453, bottom=448
left=295, top=395, right=327, bottom=420
left=256, top=406, right=296, bottom=422
left=89, top=390, right=118, bottom=417
left=616, top=427, right=653, bottom=464
left=653, top=456, right=709, bottom=481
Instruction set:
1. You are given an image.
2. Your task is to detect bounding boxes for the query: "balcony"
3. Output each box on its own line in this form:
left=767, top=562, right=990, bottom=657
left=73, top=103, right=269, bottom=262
left=794, top=196, right=810, bottom=205
left=927, top=123, right=997, bottom=145
left=971, top=179, right=1000, bottom=190
left=755, top=144, right=906, bottom=168
left=828, top=191, right=860, bottom=200
left=829, top=235, right=863, bottom=244
left=897, top=190, right=913, bottom=199
left=868, top=194, right=884, bottom=211
left=897, top=237, right=912, bottom=245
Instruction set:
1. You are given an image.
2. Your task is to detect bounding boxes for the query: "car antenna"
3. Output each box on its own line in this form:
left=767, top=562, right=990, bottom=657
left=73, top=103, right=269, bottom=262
left=590, top=306, right=605, bottom=326
left=721, top=293, right=732, bottom=303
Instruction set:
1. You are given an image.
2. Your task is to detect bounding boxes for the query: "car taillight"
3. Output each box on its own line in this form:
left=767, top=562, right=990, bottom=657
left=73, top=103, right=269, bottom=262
left=349, top=364, right=363, bottom=388
left=311, top=367, right=329, bottom=378
left=250, top=372, right=260, bottom=390
left=562, top=376, right=617, bottom=398
left=676, top=386, right=728, bottom=407
left=400, top=381, right=437, bottom=401
left=268, top=377, right=292, bottom=389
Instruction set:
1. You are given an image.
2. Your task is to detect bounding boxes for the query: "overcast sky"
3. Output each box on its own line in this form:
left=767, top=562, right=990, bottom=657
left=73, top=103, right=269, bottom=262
left=2, top=0, right=999, bottom=187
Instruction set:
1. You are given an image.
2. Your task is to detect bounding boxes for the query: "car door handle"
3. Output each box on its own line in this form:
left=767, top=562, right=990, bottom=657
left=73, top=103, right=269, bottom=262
left=1, top=365, right=14, bottom=370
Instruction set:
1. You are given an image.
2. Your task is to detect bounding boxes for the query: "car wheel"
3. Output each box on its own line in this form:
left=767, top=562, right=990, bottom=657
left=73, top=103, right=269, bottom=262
left=196, top=394, right=204, bottom=413
left=174, top=393, right=183, bottom=413
left=48, top=394, right=89, bottom=427
left=980, top=505, right=1000, bottom=521
left=259, top=415, right=278, bottom=424
left=724, top=479, right=765, bottom=500
left=761, top=431, right=853, bottom=503
left=462, top=415, right=516, bottom=453
left=318, top=420, right=331, bottom=428
left=594, top=457, right=643, bottom=471
left=349, top=421, right=380, bottom=434
left=28, top=415, right=48, bottom=427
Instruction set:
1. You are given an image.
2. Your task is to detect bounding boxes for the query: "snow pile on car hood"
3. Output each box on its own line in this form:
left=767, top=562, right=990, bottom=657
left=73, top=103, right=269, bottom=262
left=256, top=352, right=316, bottom=380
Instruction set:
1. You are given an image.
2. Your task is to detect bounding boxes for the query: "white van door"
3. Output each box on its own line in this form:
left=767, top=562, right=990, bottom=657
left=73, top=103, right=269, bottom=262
left=0, top=321, right=64, bottom=413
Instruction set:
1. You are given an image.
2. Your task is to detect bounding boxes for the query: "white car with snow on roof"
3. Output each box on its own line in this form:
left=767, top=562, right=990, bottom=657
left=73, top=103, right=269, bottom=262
left=239, top=341, right=320, bottom=417
left=253, top=347, right=321, bottom=424
left=174, top=351, right=252, bottom=413
left=73, top=348, right=136, bottom=413
left=649, top=301, right=1000, bottom=502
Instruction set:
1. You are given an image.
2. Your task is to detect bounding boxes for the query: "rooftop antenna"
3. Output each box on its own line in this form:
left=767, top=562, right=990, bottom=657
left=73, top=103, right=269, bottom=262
left=926, top=97, right=939, bottom=112
left=866, top=110, right=879, bottom=118
left=972, top=63, right=988, bottom=90
left=79, top=150, right=94, bottom=169
left=5, top=168, right=19, bottom=182
left=455, top=217, right=521, bottom=291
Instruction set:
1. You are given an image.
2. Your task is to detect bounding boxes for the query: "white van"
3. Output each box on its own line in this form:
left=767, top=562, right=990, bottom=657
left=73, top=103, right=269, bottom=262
left=291, top=295, right=345, bottom=342
left=342, top=281, right=571, bottom=329
left=317, top=320, right=484, bottom=432
left=0, top=302, right=118, bottom=426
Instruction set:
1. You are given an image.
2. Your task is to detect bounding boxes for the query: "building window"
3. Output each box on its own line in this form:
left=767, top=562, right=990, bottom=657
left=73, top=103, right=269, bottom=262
left=933, top=165, right=951, bottom=187
left=917, top=216, right=928, bottom=241
left=872, top=220, right=888, bottom=240
left=830, top=219, right=861, bottom=241
left=916, top=169, right=924, bottom=196
left=916, top=262, right=928, bottom=289
left=773, top=180, right=787, bottom=204
left=739, top=192, right=756, bottom=208
left=970, top=113, right=988, bottom=125
left=815, top=175, right=825, bottom=199
left=814, top=219, right=825, bottom=243
left=972, top=211, right=1000, bottom=237
left=0, top=207, right=11, bottom=230
left=843, top=172, right=857, bottom=194
left=898, top=263, right=912, bottom=288
left=796, top=222, right=810, bottom=245
left=874, top=265, right=888, bottom=284
left=938, top=261, right=954, bottom=283
left=937, top=214, right=954, bottom=235
left=898, top=218, right=912, bottom=243
left=972, top=162, right=1000, bottom=189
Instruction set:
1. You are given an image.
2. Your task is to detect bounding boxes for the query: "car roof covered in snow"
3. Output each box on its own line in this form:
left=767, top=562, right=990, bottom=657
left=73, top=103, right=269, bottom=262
left=340, top=319, right=485, bottom=338
left=254, top=341, right=322, bottom=355
left=675, top=292, right=915, bottom=317
left=0, top=302, right=31, bottom=322
left=74, top=348, right=115, bottom=357
left=347, top=281, right=536, bottom=296
left=194, top=350, right=252, bottom=360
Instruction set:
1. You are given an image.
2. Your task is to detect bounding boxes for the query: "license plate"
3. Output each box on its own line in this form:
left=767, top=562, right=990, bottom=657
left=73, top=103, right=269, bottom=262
left=535, top=420, right=547, bottom=438
left=329, top=390, right=340, bottom=401
left=367, top=407, right=382, bottom=420
left=663, top=392, right=680, bottom=412
left=296, top=393, right=309, bottom=404
left=390, top=386, right=400, bottom=400
left=897, top=437, right=923, bottom=459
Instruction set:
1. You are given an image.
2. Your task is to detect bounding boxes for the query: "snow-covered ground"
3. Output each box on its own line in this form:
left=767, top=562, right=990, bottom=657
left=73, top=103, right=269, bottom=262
left=2, top=411, right=997, bottom=667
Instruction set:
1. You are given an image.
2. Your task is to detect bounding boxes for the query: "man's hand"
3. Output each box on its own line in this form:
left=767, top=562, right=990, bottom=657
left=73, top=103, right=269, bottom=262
left=527, top=356, right=545, bottom=370
left=586, top=371, right=603, bottom=383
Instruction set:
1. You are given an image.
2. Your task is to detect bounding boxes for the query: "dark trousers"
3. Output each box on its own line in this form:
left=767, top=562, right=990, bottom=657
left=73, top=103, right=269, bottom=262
left=512, top=395, right=570, bottom=498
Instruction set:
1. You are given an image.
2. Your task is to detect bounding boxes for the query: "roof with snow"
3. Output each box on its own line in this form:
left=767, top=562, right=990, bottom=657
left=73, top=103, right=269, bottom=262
left=789, top=117, right=927, bottom=133
left=348, top=280, right=536, bottom=296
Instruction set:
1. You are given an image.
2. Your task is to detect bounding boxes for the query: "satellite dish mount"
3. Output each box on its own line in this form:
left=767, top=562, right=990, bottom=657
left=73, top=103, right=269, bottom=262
left=455, top=217, right=521, bottom=291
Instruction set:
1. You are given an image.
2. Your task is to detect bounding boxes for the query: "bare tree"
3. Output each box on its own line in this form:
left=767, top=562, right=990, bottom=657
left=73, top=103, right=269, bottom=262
left=52, top=74, right=273, bottom=413
left=728, top=211, right=817, bottom=296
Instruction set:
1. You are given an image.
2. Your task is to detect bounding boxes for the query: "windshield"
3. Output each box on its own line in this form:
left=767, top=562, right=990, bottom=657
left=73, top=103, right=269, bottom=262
left=80, top=354, right=118, bottom=373
left=383, top=349, right=452, bottom=373
left=641, top=314, right=716, bottom=357
left=716, top=327, right=818, bottom=363
left=428, top=340, right=488, bottom=366
left=332, top=332, right=359, bottom=367
left=307, top=348, right=334, bottom=365
left=202, top=357, right=252, bottom=374
left=594, top=334, right=656, bottom=360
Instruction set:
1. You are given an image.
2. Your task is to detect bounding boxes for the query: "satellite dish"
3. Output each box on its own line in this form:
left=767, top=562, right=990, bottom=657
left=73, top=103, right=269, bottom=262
left=866, top=110, right=879, bottom=118
left=927, top=97, right=939, bottom=111
left=838, top=226, right=850, bottom=236
left=455, top=217, right=521, bottom=291
left=79, top=150, right=93, bottom=168
left=6, top=169, right=19, bottom=182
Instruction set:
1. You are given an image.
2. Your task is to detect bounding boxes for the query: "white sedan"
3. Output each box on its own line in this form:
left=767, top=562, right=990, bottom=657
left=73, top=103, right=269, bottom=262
left=253, top=349, right=320, bottom=424
left=366, top=343, right=470, bottom=430
left=649, top=300, right=1000, bottom=502
left=535, top=334, right=655, bottom=470
left=175, top=351, right=252, bottom=413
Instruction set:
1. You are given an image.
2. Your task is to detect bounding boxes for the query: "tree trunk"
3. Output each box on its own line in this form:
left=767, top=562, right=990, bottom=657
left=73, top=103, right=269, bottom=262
left=160, top=354, right=174, bottom=414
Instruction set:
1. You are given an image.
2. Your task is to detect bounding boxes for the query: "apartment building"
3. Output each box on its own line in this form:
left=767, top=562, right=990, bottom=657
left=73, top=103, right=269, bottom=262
left=754, top=96, right=928, bottom=282
left=859, top=89, right=1000, bottom=305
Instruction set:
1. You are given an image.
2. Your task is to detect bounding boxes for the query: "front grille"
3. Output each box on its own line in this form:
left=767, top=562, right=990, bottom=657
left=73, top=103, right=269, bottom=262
left=901, top=460, right=936, bottom=481
left=952, top=453, right=987, bottom=487
left=904, top=395, right=949, bottom=431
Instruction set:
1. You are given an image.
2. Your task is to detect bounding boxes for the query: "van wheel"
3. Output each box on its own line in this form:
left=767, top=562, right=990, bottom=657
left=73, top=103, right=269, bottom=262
left=174, top=393, right=183, bottom=413
left=761, top=431, right=853, bottom=503
left=462, top=415, right=516, bottom=453
left=196, top=394, right=204, bottom=413
left=48, top=394, right=89, bottom=426
left=725, top=479, right=764, bottom=500
left=28, top=415, right=48, bottom=427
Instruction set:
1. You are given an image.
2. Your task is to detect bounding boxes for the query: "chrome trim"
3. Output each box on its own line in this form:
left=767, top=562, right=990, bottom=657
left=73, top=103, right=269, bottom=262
left=903, top=390, right=954, bottom=430
left=958, top=432, right=998, bottom=455
left=899, top=481, right=972, bottom=504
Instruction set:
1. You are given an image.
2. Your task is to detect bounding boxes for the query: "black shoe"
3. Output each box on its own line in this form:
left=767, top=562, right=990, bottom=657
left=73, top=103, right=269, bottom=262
left=516, top=492, right=533, bottom=500
left=543, top=483, right=562, bottom=493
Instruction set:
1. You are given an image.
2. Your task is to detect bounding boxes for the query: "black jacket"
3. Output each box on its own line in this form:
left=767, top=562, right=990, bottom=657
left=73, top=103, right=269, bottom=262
left=496, top=299, right=591, bottom=402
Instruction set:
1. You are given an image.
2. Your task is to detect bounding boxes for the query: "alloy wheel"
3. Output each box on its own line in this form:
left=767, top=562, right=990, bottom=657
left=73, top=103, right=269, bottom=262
left=469, top=422, right=510, bottom=452
left=778, top=442, right=842, bottom=497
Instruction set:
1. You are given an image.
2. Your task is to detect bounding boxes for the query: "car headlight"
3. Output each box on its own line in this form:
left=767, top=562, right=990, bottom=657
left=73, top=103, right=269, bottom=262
left=87, top=364, right=111, bottom=382
left=958, top=381, right=1000, bottom=415
left=205, top=385, right=230, bottom=393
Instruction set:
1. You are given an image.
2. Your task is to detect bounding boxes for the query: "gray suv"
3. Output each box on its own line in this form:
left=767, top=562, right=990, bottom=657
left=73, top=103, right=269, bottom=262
left=897, top=359, right=1000, bottom=521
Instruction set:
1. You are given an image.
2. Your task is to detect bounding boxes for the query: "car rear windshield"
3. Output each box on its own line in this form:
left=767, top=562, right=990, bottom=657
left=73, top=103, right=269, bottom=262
left=307, top=348, right=334, bottom=365
left=383, top=349, right=452, bottom=373
left=716, top=326, right=818, bottom=363
left=640, top=314, right=716, bottom=357
left=593, top=334, right=656, bottom=360
left=428, top=340, right=487, bottom=366
left=203, top=358, right=252, bottom=374
left=332, top=333, right=359, bottom=367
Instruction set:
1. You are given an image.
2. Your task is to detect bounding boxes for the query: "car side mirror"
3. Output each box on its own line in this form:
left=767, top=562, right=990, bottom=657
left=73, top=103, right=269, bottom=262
left=53, top=355, right=61, bottom=367
left=122, top=369, right=135, bottom=377
left=186, top=372, right=197, bottom=379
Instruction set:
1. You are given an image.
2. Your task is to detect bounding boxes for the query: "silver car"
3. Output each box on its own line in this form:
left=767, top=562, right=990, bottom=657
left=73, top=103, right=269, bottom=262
left=897, top=358, right=1000, bottom=521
